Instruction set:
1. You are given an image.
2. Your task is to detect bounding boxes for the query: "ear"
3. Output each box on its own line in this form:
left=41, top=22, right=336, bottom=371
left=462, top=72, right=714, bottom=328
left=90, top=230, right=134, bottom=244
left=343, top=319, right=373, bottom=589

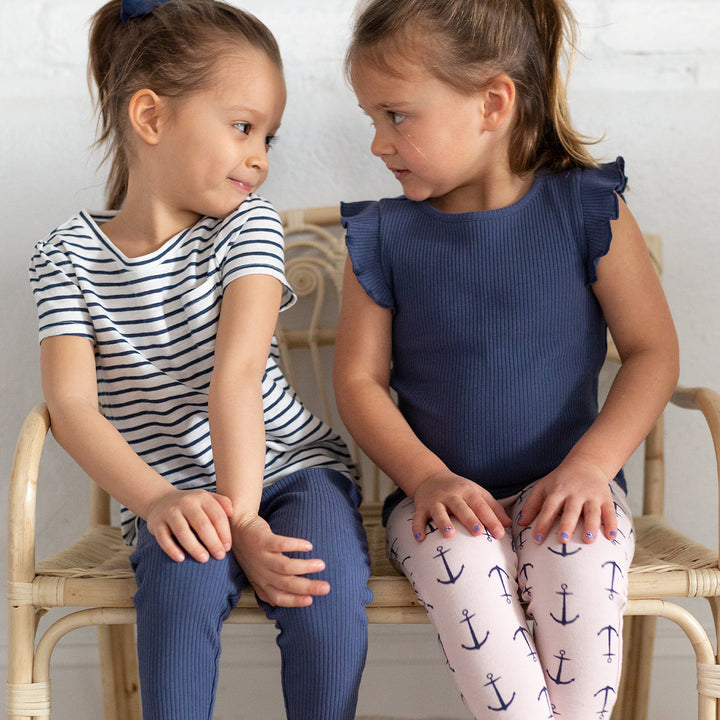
left=481, top=75, right=516, bottom=132
left=127, top=88, right=166, bottom=146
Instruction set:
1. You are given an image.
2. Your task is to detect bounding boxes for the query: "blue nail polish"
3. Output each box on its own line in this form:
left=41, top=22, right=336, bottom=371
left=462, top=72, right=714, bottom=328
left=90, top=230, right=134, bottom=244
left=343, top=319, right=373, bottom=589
left=473, top=524, right=481, bottom=533
left=560, top=531, right=570, bottom=541
left=414, top=532, right=422, bottom=539
left=534, top=534, right=543, bottom=543
left=585, top=531, right=595, bottom=540
left=444, top=525, right=452, bottom=533
left=609, top=530, right=617, bottom=538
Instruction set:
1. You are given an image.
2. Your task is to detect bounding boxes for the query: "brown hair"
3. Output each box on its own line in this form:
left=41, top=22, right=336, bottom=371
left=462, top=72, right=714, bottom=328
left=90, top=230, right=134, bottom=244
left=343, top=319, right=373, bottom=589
left=346, top=0, right=597, bottom=175
left=88, top=0, right=283, bottom=209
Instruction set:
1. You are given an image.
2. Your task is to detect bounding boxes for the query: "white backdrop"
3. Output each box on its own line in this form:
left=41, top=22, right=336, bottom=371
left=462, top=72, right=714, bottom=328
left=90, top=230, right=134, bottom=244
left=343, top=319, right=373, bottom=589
left=2, top=1, right=720, bottom=717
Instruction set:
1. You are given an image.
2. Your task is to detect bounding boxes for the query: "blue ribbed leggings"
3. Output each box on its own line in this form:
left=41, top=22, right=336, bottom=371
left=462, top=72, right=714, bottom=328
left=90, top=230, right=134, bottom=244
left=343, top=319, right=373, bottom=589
left=130, top=469, right=373, bottom=720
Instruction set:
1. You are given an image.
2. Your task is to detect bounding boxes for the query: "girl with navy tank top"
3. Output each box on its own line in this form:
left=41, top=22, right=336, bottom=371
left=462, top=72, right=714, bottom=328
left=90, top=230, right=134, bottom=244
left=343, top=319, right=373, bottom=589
left=335, top=1, right=678, bottom=718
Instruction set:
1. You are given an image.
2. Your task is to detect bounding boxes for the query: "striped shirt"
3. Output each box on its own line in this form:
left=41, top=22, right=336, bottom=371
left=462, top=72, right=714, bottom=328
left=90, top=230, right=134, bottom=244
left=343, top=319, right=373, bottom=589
left=29, top=196, right=355, bottom=544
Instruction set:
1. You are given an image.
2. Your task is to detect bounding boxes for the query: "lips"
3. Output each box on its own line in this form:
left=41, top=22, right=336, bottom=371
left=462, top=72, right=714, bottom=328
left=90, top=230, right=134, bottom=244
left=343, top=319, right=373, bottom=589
left=229, top=177, right=253, bottom=193
left=391, top=169, right=410, bottom=180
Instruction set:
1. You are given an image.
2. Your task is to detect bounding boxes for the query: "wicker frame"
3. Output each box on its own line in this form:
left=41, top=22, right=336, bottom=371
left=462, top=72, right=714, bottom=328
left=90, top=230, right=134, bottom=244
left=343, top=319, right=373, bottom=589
left=8, top=206, right=720, bottom=719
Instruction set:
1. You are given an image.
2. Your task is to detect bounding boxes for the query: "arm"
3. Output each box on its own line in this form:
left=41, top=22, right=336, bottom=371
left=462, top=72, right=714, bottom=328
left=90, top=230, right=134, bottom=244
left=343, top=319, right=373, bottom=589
left=40, top=335, right=233, bottom=562
left=333, top=259, right=510, bottom=541
left=520, top=198, right=680, bottom=543
left=209, top=275, right=328, bottom=606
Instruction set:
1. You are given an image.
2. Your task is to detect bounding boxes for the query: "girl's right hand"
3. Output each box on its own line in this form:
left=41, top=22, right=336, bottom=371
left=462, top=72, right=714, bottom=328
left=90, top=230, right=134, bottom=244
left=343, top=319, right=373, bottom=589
left=411, top=472, right=511, bottom=542
left=145, top=488, right=234, bottom=563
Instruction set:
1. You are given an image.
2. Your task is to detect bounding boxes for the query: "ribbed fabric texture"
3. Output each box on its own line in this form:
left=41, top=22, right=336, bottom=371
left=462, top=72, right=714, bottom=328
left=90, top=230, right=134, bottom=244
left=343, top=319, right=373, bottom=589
left=28, top=195, right=356, bottom=544
left=131, top=468, right=372, bottom=720
left=341, top=159, right=628, bottom=522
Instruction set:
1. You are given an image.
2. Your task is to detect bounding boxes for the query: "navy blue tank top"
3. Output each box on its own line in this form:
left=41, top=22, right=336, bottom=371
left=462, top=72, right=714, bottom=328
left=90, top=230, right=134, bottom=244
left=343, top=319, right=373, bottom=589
left=341, top=159, right=628, bottom=521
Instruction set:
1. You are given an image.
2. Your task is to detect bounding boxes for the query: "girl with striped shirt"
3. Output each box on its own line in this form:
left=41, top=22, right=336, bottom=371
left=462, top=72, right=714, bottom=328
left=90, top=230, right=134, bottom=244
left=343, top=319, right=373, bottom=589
left=29, top=2, right=371, bottom=719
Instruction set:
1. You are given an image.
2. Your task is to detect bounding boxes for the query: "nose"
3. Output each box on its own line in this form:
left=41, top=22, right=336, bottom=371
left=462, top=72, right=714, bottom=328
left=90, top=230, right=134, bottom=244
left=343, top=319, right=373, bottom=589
left=247, top=138, right=269, bottom=172
left=370, top=125, right=393, bottom=158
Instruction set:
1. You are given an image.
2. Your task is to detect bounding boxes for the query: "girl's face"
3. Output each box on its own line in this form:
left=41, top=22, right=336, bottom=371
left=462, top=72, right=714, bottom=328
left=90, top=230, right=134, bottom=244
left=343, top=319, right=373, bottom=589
left=352, top=57, right=502, bottom=213
left=153, top=47, right=286, bottom=222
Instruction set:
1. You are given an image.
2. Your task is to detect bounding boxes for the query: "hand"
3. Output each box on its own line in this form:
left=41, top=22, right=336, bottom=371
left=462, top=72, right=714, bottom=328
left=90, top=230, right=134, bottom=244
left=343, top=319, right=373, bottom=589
left=517, top=457, right=617, bottom=544
left=411, top=471, right=511, bottom=542
left=231, top=514, right=330, bottom=607
left=145, top=488, right=233, bottom=563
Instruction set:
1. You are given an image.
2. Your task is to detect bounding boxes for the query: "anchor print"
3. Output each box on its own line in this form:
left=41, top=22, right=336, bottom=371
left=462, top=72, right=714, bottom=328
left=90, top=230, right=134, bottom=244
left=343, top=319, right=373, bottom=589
left=425, top=519, right=439, bottom=535
left=460, top=609, right=490, bottom=651
left=597, top=625, right=619, bottom=663
left=602, top=560, right=624, bottom=600
left=548, top=541, right=582, bottom=557
left=513, top=626, right=538, bottom=662
left=434, top=545, right=465, bottom=584
left=547, top=649, right=575, bottom=686
left=550, top=584, right=579, bottom=625
left=519, top=562, right=534, bottom=598
left=612, top=500, right=625, bottom=519
left=388, top=537, right=400, bottom=563
left=537, top=687, right=554, bottom=719
left=484, top=673, right=516, bottom=712
left=610, top=527, right=626, bottom=546
left=484, top=528, right=495, bottom=543
left=594, top=686, right=616, bottom=718
left=488, top=565, right=513, bottom=604
left=515, top=525, right=533, bottom=550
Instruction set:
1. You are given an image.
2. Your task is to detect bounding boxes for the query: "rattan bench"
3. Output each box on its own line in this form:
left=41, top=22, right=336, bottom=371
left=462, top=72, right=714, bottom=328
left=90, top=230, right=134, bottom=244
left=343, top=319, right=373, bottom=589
left=8, top=206, right=720, bottom=720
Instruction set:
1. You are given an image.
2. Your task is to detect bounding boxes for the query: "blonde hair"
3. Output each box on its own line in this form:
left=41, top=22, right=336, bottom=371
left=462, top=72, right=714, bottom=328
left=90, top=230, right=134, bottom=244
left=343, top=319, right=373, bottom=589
left=346, top=0, right=597, bottom=174
left=88, top=0, right=283, bottom=209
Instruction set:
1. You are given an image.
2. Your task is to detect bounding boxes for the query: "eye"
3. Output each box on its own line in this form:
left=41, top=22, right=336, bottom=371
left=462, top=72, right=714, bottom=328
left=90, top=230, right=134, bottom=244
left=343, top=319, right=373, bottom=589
left=233, top=122, right=251, bottom=135
left=389, top=111, right=406, bottom=125
left=265, top=135, right=277, bottom=150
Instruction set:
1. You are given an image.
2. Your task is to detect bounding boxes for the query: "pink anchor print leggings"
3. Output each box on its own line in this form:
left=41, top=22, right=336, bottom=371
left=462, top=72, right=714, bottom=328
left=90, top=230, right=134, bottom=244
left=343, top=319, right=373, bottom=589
left=385, top=481, right=634, bottom=719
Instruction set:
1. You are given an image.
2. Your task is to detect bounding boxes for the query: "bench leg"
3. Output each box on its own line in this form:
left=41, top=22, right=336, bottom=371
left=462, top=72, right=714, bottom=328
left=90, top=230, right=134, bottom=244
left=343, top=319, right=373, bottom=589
left=97, top=624, right=142, bottom=720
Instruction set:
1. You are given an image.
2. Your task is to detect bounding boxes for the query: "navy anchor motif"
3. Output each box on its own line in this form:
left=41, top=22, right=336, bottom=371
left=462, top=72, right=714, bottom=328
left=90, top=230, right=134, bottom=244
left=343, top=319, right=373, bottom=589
left=519, top=562, right=534, bottom=598
left=548, top=542, right=581, bottom=557
left=597, top=625, right=619, bottom=663
left=484, top=673, right=516, bottom=712
left=602, top=560, right=624, bottom=600
left=460, top=609, right=490, bottom=650
left=488, top=565, right=513, bottom=604
left=547, top=649, right=575, bottom=686
left=550, top=584, right=579, bottom=625
left=513, top=625, right=538, bottom=662
left=434, top=546, right=465, bottom=584
left=594, top=686, right=616, bottom=718
left=537, top=687, right=554, bottom=719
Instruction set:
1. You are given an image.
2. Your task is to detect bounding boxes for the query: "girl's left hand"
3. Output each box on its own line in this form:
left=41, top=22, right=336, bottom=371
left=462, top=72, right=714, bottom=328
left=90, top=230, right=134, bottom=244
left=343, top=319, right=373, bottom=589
left=517, top=457, right=618, bottom=544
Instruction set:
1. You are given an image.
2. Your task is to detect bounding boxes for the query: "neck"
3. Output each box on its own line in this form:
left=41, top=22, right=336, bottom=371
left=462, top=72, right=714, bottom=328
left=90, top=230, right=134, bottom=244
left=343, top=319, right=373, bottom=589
left=430, top=169, right=535, bottom=214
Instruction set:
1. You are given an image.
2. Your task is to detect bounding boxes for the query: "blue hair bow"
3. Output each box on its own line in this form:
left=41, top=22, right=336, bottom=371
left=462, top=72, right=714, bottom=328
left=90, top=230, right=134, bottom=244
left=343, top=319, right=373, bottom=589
left=121, top=0, right=172, bottom=22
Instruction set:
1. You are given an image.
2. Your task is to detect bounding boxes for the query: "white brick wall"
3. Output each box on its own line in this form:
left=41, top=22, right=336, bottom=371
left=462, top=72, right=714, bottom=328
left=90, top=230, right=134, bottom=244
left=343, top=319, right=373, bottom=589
left=2, top=1, right=719, bottom=718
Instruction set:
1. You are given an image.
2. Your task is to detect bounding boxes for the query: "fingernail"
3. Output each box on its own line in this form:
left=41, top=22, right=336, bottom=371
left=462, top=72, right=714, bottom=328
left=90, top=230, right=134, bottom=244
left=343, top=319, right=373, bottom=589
left=444, top=525, right=452, bottom=533
left=473, top=524, right=481, bottom=533
left=560, top=531, right=570, bottom=541
left=534, top=534, right=543, bottom=543
left=585, top=531, right=595, bottom=540
left=610, top=530, right=617, bottom=538
left=414, top=532, right=422, bottom=539
left=225, top=542, right=232, bottom=551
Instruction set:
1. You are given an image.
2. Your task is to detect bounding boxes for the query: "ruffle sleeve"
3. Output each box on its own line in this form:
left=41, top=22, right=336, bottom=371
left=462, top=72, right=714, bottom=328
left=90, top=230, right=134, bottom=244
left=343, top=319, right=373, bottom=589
left=580, top=156, right=628, bottom=284
left=340, top=200, right=395, bottom=310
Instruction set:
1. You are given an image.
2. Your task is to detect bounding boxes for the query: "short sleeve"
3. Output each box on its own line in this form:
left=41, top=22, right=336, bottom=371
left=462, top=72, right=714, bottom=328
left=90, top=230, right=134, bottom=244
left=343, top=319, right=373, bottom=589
left=581, top=156, right=628, bottom=284
left=28, top=241, right=94, bottom=343
left=221, top=197, right=296, bottom=311
left=340, top=200, right=395, bottom=310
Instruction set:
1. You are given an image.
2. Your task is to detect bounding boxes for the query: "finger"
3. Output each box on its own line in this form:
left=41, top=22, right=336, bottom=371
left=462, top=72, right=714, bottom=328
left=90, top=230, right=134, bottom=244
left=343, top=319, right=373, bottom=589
left=411, top=506, right=431, bottom=542
left=429, top=503, right=455, bottom=539
left=531, top=497, right=563, bottom=544
left=601, top=499, right=619, bottom=541
left=183, top=505, right=229, bottom=561
left=169, top=519, right=212, bottom=563
left=152, top=524, right=187, bottom=563
left=581, top=504, right=602, bottom=544
left=556, top=500, right=583, bottom=544
left=260, top=533, right=314, bottom=555
left=213, top=493, right=234, bottom=517
left=264, top=555, right=327, bottom=577
left=475, top=498, right=509, bottom=538
left=444, top=497, right=483, bottom=536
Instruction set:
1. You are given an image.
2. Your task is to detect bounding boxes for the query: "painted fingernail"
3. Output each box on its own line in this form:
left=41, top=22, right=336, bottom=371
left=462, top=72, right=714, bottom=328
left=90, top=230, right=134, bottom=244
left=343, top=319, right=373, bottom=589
left=444, top=525, right=453, bottom=533
left=473, top=524, right=481, bottom=533
left=534, top=534, right=543, bottom=543
left=585, top=531, right=595, bottom=540
left=610, top=530, right=617, bottom=538
left=560, top=531, right=570, bottom=541
left=414, top=532, right=422, bottom=539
